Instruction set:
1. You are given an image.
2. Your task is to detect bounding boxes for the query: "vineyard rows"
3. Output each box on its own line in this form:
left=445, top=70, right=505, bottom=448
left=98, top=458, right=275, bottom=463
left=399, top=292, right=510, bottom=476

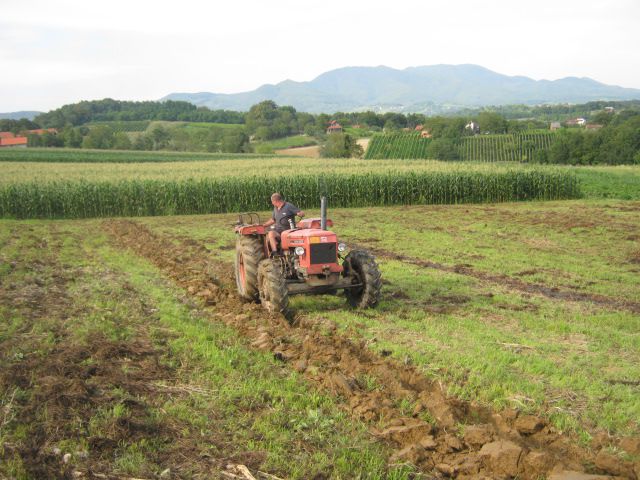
left=86, top=121, right=151, bottom=132
left=365, top=133, right=432, bottom=159
left=365, top=131, right=558, bottom=162
left=459, top=131, right=557, bottom=162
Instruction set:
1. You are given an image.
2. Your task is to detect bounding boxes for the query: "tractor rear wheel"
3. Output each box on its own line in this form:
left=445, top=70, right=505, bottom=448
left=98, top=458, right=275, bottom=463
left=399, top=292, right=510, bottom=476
left=257, top=259, right=292, bottom=321
left=235, top=235, right=264, bottom=301
left=343, top=250, right=382, bottom=308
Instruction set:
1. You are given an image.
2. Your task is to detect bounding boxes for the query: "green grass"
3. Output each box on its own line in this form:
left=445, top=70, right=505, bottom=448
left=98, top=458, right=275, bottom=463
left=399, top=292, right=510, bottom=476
left=573, top=165, right=640, bottom=200
left=256, top=135, right=317, bottom=151
left=182, top=122, right=245, bottom=131
left=138, top=199, right=640, bottom=438
left=86, top=121, right=150, bottom=132
left=0, top=148, right=276, bottom=163
left=344, top=127, right=375, bottom=138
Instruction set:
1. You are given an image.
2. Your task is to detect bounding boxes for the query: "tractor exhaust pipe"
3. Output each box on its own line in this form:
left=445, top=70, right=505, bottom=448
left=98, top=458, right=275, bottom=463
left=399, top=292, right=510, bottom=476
left=320, top=196, right=327, bottom=231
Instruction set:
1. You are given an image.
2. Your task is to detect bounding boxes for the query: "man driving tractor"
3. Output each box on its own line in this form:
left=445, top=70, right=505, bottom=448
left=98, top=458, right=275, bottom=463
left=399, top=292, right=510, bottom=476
left=262, top=193, right=305, bottom=255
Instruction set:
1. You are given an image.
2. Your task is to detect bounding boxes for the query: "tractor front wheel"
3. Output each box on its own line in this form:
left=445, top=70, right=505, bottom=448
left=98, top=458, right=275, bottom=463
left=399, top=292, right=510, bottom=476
left=343, top=250, right=382, bottom=308
left=257, top=259, right=292, bottom=321
left=235, top=235, right=264, bottom=301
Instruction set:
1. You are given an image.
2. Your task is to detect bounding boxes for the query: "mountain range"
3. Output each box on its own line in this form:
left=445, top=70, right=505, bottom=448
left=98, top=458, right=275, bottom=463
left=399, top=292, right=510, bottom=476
left=163, top=64, right=640, bottom=114
left=0, top=111, right=42, bottom=121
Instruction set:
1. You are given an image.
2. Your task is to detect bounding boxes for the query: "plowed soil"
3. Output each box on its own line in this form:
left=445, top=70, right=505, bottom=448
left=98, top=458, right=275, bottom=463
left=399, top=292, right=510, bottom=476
left=104, top=219, right=640, bottom=479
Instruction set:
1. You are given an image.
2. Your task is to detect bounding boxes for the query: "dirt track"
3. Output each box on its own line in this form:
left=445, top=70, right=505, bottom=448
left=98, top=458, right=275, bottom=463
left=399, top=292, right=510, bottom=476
left=104, top=219, right=640, bottom=479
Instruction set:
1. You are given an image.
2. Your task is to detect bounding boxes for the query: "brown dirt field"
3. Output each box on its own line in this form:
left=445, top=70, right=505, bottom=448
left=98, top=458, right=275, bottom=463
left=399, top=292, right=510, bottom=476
left=103, top=219, right=640, bottom=479
left=357, top=138, right=370, bottom=152
left=274, top=145, right=321, bottom=157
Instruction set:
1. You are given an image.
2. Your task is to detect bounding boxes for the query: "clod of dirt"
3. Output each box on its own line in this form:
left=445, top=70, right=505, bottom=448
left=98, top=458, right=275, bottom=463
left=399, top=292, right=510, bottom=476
left=594, top=450, right=637, bottom=478
left=515, top=415, right=546, bottom=435
left=478, top=440, right=524, bottom=477
left=378, top=421, right=433, bottom=445
left=548, top=471, right=616, bottom=480
left=420, top=435, right=437, bottom=450
left=390, top=444, right=427, bottom=465
left=464, top=424, right=495, bottom=448
left=523, top=450, right=554, bottom=477
left=329, top=373, right=356, bottom=396
left=444, top=433, right=464, bottom=452
left=435, top=462, right=457, bottom=476
left=619, top=437, right=640, bottom=456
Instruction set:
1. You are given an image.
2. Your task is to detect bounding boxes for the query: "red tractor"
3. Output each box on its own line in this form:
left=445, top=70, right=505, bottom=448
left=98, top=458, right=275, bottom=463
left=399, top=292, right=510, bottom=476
left=234, top=197, right=381, bottom=319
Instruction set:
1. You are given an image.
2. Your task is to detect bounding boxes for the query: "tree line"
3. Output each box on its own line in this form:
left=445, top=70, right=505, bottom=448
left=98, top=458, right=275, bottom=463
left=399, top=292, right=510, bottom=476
left=535, top=111, right=640, bottom=164
left=6, top=98, right=640, bottom=163
left=34, top=99, right=244, bottom=128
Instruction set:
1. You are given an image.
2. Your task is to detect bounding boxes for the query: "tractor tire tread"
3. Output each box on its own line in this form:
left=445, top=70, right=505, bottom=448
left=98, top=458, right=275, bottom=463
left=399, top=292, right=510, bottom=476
left=258, top=259, right=292, bottom=321
left=235, top=235, right=264, bottom=301
left=344, top=250, right=382, bottom=308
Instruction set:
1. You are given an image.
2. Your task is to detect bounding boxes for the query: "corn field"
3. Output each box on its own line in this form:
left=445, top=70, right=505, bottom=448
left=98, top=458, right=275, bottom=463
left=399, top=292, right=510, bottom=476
left=0, top=170, right=581, bottom=219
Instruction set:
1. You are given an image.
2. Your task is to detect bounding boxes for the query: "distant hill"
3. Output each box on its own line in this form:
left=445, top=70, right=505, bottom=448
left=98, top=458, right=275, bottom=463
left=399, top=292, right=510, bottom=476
left=0, top=111, right=42, bottom=121
left=163, top=64, right=640, bottom=114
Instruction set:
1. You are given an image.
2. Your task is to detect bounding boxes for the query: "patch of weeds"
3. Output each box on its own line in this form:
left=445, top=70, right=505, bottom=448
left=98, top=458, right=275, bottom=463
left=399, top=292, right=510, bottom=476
left=396, top=398, right=416, bottom=417
left=417, top=409, right=437, bottom=426
left=114, top=439, right=157, bottom=476
left=356, top=373, right=381, bottom=392
left=0, top=452, right=28, bottom=480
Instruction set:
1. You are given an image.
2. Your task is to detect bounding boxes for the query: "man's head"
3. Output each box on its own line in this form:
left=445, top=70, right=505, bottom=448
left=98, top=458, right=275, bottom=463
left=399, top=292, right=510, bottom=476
left=270, top=193, right=284, bottom=208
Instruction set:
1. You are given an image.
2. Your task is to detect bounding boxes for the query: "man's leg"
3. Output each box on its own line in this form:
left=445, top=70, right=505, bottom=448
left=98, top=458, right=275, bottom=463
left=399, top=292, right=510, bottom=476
left=267, top=231, right=281, bottom=254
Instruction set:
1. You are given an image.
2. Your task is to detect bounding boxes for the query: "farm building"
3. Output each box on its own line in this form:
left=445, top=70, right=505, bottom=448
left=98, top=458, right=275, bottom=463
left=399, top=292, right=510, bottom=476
left=565, top=118, right=586, bottom=127
left=465, top=121, right=480, bottom=134
left=326, top=120, right=343, bottom=134
left=26, top=128, right=58, bottom=135
left=0, top=136, right=28, bottom=148
left=550, top=122, right=561, bottom=131
left=0, top=131, right=16, bottom=139
left=586, top=124, right=603, bottom=131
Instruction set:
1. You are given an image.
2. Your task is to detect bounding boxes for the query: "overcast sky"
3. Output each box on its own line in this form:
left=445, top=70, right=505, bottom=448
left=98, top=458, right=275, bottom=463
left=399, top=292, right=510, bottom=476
left=1, top=0, right=639, bottom=112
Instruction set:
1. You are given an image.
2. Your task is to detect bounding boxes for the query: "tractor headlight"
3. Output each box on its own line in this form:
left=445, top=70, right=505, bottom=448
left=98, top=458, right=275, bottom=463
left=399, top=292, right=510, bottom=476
left=337, top=243, right=347, bottom=252
left=294, top=246, right=305, bottom=256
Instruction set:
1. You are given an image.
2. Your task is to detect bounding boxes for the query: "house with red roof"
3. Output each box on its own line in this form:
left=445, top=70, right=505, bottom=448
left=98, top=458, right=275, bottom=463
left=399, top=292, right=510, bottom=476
left=0, top=136, right=28, bottom=148
left=26, top=128, right=58, bottom=135
left=326, top=120, right=343, bottom=134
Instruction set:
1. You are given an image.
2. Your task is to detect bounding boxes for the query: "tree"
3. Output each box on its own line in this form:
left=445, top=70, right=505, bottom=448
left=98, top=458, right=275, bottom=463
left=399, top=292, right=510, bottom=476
left=82, top=126, right=115, bottom=149
left=477, top=112, right=508, bottom=134
left=221, top=131, right=250, bottom=153
left=150, top=125, right=170, bottom=150
left=427, top=138, right=459, bottom=160
left=112, top=132, right=132, bottom=150
left=320, top=133, right=363, bottom=158
left=60, top=126, right=83, bottom=148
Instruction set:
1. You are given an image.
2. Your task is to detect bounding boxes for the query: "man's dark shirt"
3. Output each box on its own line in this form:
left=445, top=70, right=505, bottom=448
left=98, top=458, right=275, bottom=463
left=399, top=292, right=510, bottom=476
left=272, top=202, right=301, bottom=233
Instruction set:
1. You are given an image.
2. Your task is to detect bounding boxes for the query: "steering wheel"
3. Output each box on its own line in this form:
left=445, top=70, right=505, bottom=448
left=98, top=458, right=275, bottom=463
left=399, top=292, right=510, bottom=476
left=278, top=213, right=305, bottom=229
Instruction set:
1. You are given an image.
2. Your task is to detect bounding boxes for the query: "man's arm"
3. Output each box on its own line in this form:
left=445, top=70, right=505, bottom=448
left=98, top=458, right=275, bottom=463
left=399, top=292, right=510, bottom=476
left=292, top=204, right=305, bottom=218
left=263, top=218, right=275, bottom=227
